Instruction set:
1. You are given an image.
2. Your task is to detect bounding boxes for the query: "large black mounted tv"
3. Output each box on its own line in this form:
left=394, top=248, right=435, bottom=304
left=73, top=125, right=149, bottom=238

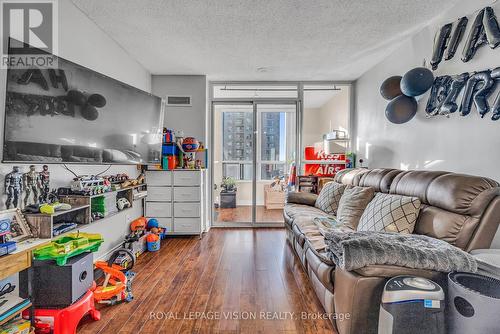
left=3, top=39, right=164, bottom=164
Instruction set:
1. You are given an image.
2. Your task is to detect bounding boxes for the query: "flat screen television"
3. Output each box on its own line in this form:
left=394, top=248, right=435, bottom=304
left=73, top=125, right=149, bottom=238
left=3, top=39, right=164, bottom=164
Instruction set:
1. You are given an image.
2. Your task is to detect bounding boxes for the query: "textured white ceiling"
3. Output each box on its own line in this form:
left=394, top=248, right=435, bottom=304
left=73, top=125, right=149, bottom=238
left=71, top=0, right=458, bottom=80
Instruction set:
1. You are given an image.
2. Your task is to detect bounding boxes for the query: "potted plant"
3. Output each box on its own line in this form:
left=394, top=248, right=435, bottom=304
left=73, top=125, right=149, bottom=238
left=220, top=177, right=237, bottom=192
left=219, top=177, right=237, bottom=208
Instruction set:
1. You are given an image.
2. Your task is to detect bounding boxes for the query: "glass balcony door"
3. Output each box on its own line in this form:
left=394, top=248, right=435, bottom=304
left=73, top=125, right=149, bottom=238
left=213, top=103, right=254, bottom=225
left=255, top=103, right=296, bottom=225
left=212, top=102, right=297, bottom=226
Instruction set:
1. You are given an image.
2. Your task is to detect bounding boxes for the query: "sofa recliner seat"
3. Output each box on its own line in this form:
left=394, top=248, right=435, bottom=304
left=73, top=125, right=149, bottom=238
left=284, top=168, right=500, bottom=334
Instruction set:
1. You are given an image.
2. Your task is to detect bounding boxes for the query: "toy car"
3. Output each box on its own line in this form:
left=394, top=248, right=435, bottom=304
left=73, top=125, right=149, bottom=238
left=70, top=176, right=111, bottom=196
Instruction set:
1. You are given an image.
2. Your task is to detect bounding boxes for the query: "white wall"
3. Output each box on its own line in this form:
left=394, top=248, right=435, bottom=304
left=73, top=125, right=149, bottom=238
left=151, top=75, right=207, bottom=141
left=354, top=0, right=500, bottom=247
left=151, top=75, right=210, bottom=226
left=303, top=87, right=351, bottom=148
left=0, top=0, right=152, bottom=261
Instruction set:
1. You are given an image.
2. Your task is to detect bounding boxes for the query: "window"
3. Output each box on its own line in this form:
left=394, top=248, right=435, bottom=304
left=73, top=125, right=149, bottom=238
left=221, top=107, right=295, bottom=181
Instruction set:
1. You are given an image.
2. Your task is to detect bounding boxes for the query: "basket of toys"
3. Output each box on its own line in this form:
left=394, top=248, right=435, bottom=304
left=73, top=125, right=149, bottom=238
left=146, top=233, right=160, bottom=252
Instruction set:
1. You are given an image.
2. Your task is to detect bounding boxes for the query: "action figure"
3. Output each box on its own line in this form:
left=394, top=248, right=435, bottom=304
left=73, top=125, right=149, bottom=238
left=23, top=165, right=39, bottom=206
left=38, top=165, right=50, bottom=203
left=4, top=166, right=23, bottom=209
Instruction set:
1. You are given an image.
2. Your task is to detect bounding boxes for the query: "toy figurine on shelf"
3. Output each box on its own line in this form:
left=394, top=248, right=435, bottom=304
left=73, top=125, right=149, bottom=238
left=4, top=166, right=23, bottom=209
left=38, top=165, right=50, bottom=203
left=23, top=165, right=39, bottom=206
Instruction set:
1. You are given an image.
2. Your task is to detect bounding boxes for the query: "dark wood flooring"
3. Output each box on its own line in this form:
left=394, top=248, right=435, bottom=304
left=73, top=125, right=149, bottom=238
left=78, top=228, right=335, bottom=334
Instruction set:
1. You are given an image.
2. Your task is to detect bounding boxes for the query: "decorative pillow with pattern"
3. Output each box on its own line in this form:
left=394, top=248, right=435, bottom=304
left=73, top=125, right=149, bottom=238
left=315, top=182, right=346, bottom=215
left=336, top=185, right=375, bottom=229
left=357, top=193, right=421, bottom=234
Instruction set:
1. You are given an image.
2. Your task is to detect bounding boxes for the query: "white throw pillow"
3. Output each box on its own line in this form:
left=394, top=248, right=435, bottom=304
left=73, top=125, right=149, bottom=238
left=357, top=193, right=421, bottom=234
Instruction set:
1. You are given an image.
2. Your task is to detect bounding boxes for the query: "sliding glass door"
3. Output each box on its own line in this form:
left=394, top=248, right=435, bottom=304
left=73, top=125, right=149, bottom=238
left=255, top=103, right=296, bottom=224
left=212, top=101, right=297, bottom=226
left=213, top=103, right=254, bottom=225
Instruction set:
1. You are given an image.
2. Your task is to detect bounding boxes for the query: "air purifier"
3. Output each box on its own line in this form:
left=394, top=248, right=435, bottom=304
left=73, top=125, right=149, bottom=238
left=378, top=275, right=445, bottom=334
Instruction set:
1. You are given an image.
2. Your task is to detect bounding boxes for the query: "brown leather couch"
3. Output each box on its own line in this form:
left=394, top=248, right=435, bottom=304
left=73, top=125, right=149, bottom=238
left=284, top=168, right=500, bottom=334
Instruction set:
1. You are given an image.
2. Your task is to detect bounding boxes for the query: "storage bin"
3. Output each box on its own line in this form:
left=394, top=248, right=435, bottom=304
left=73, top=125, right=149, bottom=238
left=162, top=144, right=177, bottom=155
left=147, top=240, right=160, bottom=252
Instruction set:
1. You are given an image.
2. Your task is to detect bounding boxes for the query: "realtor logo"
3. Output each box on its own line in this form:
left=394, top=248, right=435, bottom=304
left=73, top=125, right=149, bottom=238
left=1, top=0, right=58, bottom=68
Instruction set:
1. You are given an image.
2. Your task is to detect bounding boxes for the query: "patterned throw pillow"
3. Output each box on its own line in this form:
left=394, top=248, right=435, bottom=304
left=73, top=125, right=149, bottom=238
left=357, top=193, right=421, bottom=233
left=336, top=186, right=375, bottom=229
left=315, top=182, right=346, bottom=215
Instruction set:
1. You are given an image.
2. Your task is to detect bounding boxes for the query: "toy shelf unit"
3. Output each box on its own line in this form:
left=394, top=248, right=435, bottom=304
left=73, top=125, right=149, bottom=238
left=24, top=205, right=91, bottom=239
left=59, top=185, right=144, bottom=222
left=25, top=185, right=145, bottom=239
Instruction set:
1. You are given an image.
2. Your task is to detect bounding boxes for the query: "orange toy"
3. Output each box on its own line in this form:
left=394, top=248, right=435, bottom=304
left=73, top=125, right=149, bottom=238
left=93, top=261, right=128, bottom=305
left=146, top=233, right=159, bottom=243
left=130, top=217, right=147, bottom=232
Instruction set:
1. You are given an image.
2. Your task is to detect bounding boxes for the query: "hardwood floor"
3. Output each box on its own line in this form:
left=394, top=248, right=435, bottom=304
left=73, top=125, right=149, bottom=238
left=215, top=206, right=284, bottom=223
left=78, top=228, right=336, bottom=334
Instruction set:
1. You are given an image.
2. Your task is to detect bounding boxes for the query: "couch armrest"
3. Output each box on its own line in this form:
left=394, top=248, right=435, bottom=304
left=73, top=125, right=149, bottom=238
left=333, top=266, right=446, bottom=334
left=353, top=264, right=442, bottom=279
left=286, top=191, right=318, bottom=206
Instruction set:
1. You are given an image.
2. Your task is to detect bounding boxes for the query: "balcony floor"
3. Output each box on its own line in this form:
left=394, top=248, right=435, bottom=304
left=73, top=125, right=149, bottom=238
left=215, top=205, right=284, bottom=224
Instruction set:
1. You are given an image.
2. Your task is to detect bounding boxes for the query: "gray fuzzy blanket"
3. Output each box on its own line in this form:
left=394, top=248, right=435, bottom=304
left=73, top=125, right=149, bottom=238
left=324, top=228, right=477, bottom=273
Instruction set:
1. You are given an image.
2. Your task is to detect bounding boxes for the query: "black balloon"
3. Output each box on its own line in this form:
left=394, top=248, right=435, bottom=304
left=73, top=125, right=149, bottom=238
left=492, top=91, right=500, bottom=121
left=440, top=73, right=469, bottom=115
left=431, top=23, right=452, bottom=70
left=445, top=17, right=468, bottom=61
left=483, top=7, right=500, bottom=49
left=385, top=95, right=418, bottom=124
left=380, top=76, right=402, bottom=100
left=400, top=67, right=434, bottom=97
left=425, top=76, right=452, bottom=116
left=67, top=90, right=87, bottom=106
left=88, top=94, right=107, bottom=108
left=462, top=8, right=486, bottom=62
left=81, top=104, right=99, bottom=121
left=459, top=71, right=493, bottom=117
left=473, top=72, right=495, bottom=118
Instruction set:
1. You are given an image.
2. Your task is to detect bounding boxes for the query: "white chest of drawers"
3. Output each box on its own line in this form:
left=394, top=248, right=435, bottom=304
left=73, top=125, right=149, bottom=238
left=145, top=170, right=205, bottom=237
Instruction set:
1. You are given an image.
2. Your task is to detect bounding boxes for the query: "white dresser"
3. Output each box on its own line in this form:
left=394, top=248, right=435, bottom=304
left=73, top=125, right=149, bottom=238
left=145, top=170, right=205, bottom=237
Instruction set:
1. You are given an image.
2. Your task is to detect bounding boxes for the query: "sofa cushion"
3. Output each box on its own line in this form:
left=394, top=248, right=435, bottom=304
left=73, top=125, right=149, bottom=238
left=357, top=193, right=421, bottom=233
left=358, top=168, right=402, bottom=193
left=286, top=191, right=318, bottom=206
left=284, top=203, right=331, bottom=222
left=426, top=173, right=499, bottom=217
left=315, top=182, right=346, bottom=215
left=334, top=168, right=370, bottom=186
left=337, top=186, right=375, bottom=229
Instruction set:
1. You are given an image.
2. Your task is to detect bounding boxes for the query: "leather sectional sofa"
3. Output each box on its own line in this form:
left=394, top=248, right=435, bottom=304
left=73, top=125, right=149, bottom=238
left=284, top=168, right=500, bottom=334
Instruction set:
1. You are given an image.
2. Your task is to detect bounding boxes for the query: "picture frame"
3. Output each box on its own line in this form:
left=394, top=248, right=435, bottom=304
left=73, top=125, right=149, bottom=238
left=0, top=208, right=34, bottom=242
